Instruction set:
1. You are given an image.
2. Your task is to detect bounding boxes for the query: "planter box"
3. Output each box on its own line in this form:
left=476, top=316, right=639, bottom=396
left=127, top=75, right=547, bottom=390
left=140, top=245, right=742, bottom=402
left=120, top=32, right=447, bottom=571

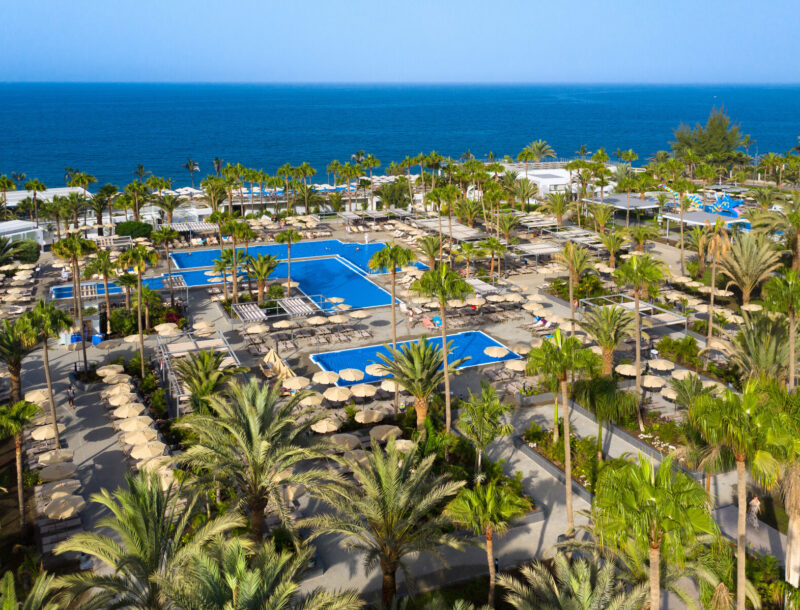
left=514, top=436, right=594, bottom=505
left=68, top=372, right=100, bottom=392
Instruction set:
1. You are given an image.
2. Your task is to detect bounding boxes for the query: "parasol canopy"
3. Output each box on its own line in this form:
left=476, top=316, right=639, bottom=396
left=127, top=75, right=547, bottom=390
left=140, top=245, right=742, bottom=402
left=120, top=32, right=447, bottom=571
left=369, top=425, right=402, bottom=443
left=323, top=386, right=352, bottom=402
left=312, top=370, right=339, bottom=385
left=484, top=346, right=509, bottom=358
left=43, top=495, right=86, bottom=520
left=311, top=418, right=341, bottom=434
left=339, top=368, right=364, bottom=382
left=615, top=364, right=637, bottom=377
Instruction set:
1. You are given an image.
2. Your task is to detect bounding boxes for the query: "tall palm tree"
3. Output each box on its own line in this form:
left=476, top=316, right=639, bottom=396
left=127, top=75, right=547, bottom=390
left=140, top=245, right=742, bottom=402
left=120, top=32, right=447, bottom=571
left=747, top=185, right=779, bottom=212
left=513, top=178, right=538, bottom=212
left=172, top=348, right=248, bottom=414
left=614, top=254, right=666, bottom=414
left=155, top=194, right=183, bottom=224
left=246, top=253, right=279, bottom=304
left=498, top=214, right=521, bottom=243
left=117, top=272, right=137, bottom=311
left=23, top=178, right=46, bottom=227
left=446, top=481, right=529, bottom=608
left=573, top=376, right=638, bottom=462
left=457, top=382, right=513, bottom=473
left=751, top=192, right=800, bottom=269
left=704, top=219, right=731, bottom=358
left=556, top=243, right=594, bottom=336
left=56, top=471, right=242, bottom=610
left=119, top=244, right=159, bottom=379
left=626, top=224, right=659, bottom=253
left=0, top=319, right=35, bottom=404
left=578, top=305, right=636, bottom=375
left=594, top=454, right=717, bottom=610
left=83, top=251, right=115, bottom=335
left=719, top=232, right=781, bottom=305
left=455, top=242, right=484, bottom=278
left=498, top=552, right=646, bottom=610
left=25, top=300, right=72, bottom=447
left=0, top=236, right=21, bottom=266
left=213, top=249, right=234, bottom=303
left=764, top=270, right=800, bottom=389
left=52, top=234, right=97, bottom=373
left=274, top=229, right=302, bottom=297
left=412, top=264, right=473, bottom=435
left=690, top=384, right=784, bottom=610
left=159, top=536, right=363, bottom=610
left=151, top=227, right=179, bottom=307
left=589, top=203, right=614, bottom=234
left=0, top=401, right=40, bottom=528
left=182, top=158, right=200, bottom=190
left=303, top=439, right=465, bottom=607
left=177, top=379, right=330, bottom=542
left=728, top=311, right=788, bottom=385
left=677, top=194, right=693, bottom=275
left=0, top=569, right=62, bottom=610
left=369, top=243, right=415, bottom=413
left=526, top=330, right=598, bottom=532
left=417, top=235, right=441, bottom=268
left=455, top=198, right=482, bottom=228
left=480, top=237, right=506, bottom=281
left=541, top=192, right=570, bottom=226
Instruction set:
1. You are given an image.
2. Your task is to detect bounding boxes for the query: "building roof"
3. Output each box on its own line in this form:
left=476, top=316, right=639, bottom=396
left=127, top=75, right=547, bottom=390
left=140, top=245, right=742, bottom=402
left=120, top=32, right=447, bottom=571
left=661, top=211, right=748, bottom=227
left=0, top=219, right=40, bottom=236
left=582, top=194, right=660, bottom=210
left=5, top=187, right=90, bottom=206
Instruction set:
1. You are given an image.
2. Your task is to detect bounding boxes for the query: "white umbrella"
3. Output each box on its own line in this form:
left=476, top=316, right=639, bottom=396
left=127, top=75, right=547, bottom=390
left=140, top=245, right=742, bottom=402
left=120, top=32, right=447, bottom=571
left=121, top=428, right=158, bottom=445
left=615, top=364, right=637, bottom=377
left=641, top=375, right=666, bottom=390
left=38, top=449, right=74, bottom=467
left=113, top=403, right=146, bottom=419
left=312, top=370, right=339, bottom=385
left=648, top=359, right=675, bottom=372
left=369, top=425, right=402, bottom=443
left=283, top=376, right=310, bottom=390
left=96, top=364, right=124, bottom=376
left=661, top=387, right=678, bottom=401
left=118, top=416, right=154, bottom=432
left=31, top=424, right=66, bottom=441
left=130, top=441, right=166, bottom=460
left=351, top=384, right=378, bottom=398
left=505, top=359, right=527, bottom=372
left=355, top=409, right=383, bottom=423
left=40, top=462, right=77, bottom=482
left=311, top=418, right=341, bottom=434
left=349, top=310, right=371, bottom=319
left=671, top=369, right=694, bottom=381
left=44, top=495, right=86, bottom=520
left=364, top=364, right=388, bottom=377
left=380, top=379, right=400, bottom=392
left=24, top=389, right=49, bottom=403
left=484, top=346, right=509, bottom=358
left=329, top=433, right=361, bottom=450
left=339, top=368, right=364, bottom=382
left=305, top=316, right=328, bottom=326
left=299, top=393, right=323, bottom=407
left=323, top=386, right=352, bottom=402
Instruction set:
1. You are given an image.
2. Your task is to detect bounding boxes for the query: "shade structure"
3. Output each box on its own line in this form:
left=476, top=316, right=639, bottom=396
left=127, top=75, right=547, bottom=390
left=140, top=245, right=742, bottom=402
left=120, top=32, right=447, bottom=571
left=466, top=297, right=486, bottom=307
left=44, top=495, right=86, bottom=520
left=40, top=462, right=77, bottom=482
left=334, top=304, right=352, bottom=311
left=697, top=286, right=713, bottom=295
left=24, top=389, right=49, bottom=403
left=686, top=281, right=703, bottom=289
left=107, top=393, right=135, bottom=406
left=484, top=346, right=509, bottom=358
left=121, top=428, right=158, bottom=445
left=355, top=409, right=383, bottom=424
left=329, top=433, right=361, bottom=450
left=305, top=316, right=328, bottom=326
left=505, top=359, right=527, bottom=372
left=527, top=293, right=547, bottom=303
left=327, top=314, right=349, bottom=324
left=326, top=297, right=345, bottom=304
left=323, top=386, right=352, bottom=402
left=672, top=276, right=692, bottom=284
left=364, top=364, right=388, bottom=377
left=486, top=294, right=504, bottom=303
left=615, top=364, right=637, bottom=377
left=349, top=310, right=371, bottom=319
left=522, top=302, right=541, bottom=312
left=351, top=384, right=378, bottom=398
left=741, top=303, right=763, bottom=312
left=648, top=359, right=675, bottom=372
left=311, top=418, right=341, bottom=434
left=661, top=387, right=678, bottom=401
left=338, top=368, right=364, bottom=382
left=369, top=425, right=402, bottom=443
left=671, top=369, right=694, bottom=381
left=282, top=280, right=299, bottom=288
left=96, top=363, right=125, bottom=377
left=703, top=380, right=724, bottom=393
left=95, top=339, right=123, bottom=351
left=38, top=449, right=74, bottom=467
left=283, top=376, right=310, bottom=390
left=130, top=441, right=166, bottom=460
left=299, top=393, right=323, bottom=407
left=380, top=379, right=400, bottom=392
left=118, top=416, right=154, bottom=432
left=38, top=478, right=81, bottom=499
left=123, top=334, right=140, bottom=344
left=272, top=320, right=295, bottom=329
left=504, top=293, right=524, bottom=303
left=113, top=403, right=146, bottom=419
left=245, top=323, right=270, bottom=333
left=641, top=375, right=666, bottom=390
left=312, top=370, right=339, bottom=385
left=153, top=323, right=178, bottom=333
left=137, top=455, right=171, bottom=473
left=31, top=424, right=65, bottom=441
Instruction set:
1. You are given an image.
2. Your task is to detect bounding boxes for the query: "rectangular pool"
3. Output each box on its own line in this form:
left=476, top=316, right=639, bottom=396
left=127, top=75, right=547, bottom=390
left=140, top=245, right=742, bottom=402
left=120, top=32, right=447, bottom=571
left=310, top=331, right=521, bottom=386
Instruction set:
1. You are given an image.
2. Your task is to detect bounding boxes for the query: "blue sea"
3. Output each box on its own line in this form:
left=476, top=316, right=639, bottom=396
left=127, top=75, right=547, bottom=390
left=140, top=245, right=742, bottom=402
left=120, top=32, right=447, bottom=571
left=1, top=84, right=799, bottom=188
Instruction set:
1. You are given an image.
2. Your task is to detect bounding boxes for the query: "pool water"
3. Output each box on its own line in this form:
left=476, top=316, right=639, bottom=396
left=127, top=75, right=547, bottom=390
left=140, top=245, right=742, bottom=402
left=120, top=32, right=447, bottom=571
left=310, top=331, right=520, bottom=387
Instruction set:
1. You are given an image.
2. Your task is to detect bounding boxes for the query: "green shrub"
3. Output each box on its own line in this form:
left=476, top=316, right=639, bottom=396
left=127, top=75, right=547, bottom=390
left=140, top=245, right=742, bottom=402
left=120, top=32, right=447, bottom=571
left=13, top=239, right=40, bottom=263
left=149, top=388, right=167, bottom=418
left=267, top=284, right=284, bottom=299
left=110, top=308, right=136, bottom=336
left=522, top=421, right=546, bottom=444
left=139, top=373, right=158, bottom=395
left=116, top=221, right=152, bottom=239
left=23, top=470, right=42, bottom=487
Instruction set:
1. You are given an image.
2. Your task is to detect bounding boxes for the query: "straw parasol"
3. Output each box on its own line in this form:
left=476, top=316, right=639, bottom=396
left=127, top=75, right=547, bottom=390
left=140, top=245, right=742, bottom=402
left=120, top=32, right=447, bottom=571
left=38, top=478, right=81, bottom=499
left=38, top=449, right=74, bottom=467
left=345, top=449, right=370, bottom=468
left=311, top=418, right=341, bottom=434
left=349, top=310, right=371, bottom=319
left=326, top=297, right=345, bottom=304
left=741, top=303, right=763, bottom=312
left=661, top=387, right=678, bottom=401
left=44, top=495, right=86, bottom=520
left=671, top=369, right=694, bottom=381
left=327, top=314, right=349, bottom=324
left=522, top=302, right=541, bottom=312
left=369, top=425, right=402, bottom=443
left=192, top=321, right=214, bottom=330
left=355, top=409, right=383, bottom=423
left=672, top=276, right=692, bottom=284
left=153, top=322, right=178, bottom=333
left=24, top=389, right=49, bottom=403
left=123, top=334, right=140, bottom=344
left=686, top=281, right=703, bottom=289
left=693, top=304, right=710, bottom=314
left=329, top=433, right=361, bottom=450
left=334, top=304, right=352, bottom=311
left=312, top=370, right=339, bottom=385
left=105, top=373, right=132, bottom=384
left=486, top=294, right=504, bottom=303
left=305, top=316, right=328, bottom=326
left=246, top=323, right=270, bottom=333
left=130, top=441, right=166, bottom=460
left=351, top=384, right=378, bottom=398
left=339, top=368, right=364, bottom=382
left=527, top=293, right=547, bottom=303
left=204, top=270, right=219, bottom=276
left=102, top=383, right=134, bottom=398
left=31, top=424, right=65, bottom=441
left=504, top=293, right=524, bottom=303
left=394, top=439, right=416, bottom=454
left=299, top=393, right=323, bottom=407
left=365, top=364, right=388, bottom=377
left=283, top=376, right=310, bottom=390
left=118, top=416, right=153, bottom=432
left=113, top=403, right=146, bottom=419
left=648, top=359, right=675, bottom=372
left=615, top=364, right=637, bottom=377
left=323, top=386, right=352, bottom=402
left=96, top=364, right=124, bottom=377
left=107, top=393, right=135, bottom=406
left=272, top=320, right=295, bottom=329
left=283, top=280, right=299, bottom=288
left=121, top=428, right=158, bottom=445
left=380, top=379, right=400, bottom=392
left=466, top=297, right=485, bottom=307
left=484, top=346, right=509, bottom=358
left=40, top=462, right=77, bottom=482
left=505, top=359, right=527, bottom=372
left=510, top=343, right=531, bottom=355
left=641, top=375, right=666, bottom=390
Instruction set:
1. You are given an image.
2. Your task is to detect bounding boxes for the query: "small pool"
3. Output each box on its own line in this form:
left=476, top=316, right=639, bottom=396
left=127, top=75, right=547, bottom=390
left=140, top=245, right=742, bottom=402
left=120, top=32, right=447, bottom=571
left=310, top=331, right=521, bottom=387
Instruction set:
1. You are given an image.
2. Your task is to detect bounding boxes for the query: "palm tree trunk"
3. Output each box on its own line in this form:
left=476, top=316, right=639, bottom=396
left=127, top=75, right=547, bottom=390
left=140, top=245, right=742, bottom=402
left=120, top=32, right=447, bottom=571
left=390, top=269, right=399, bottom=415
left=561, top=378, right=574, bottom=533
left=231, top=240, right=239, bottom=304
left=15, top=435, right=24, bottom=528
left=649, top=543, right=661, bottom=610
left=286, top=245, right=292, bottom=297
left=569, top=272, right=575, bottom=336
left=42, top=340, right=61, bottom=447
left=552, top=393, right=559, bottom=443
left=414, top=397, right=429, bottom=429
left=634, top=290, right=645, bottom=431
left=790, top=314, right=796, bottom=390
left=597, top=420, right=604, bottom=463
left=736, top=457, right=747, bottom=610
left=381, top=563, right=397, bottom=608
left=165, top=246, right=174, bottom=307
left=679, top=209, right=685, bottom=275
left=9, top=365, right=21, bottom=404
left=785, top=467, right=800, bottom=587
left=706, top=258, right=717, bottom=369
left=103, top=276, right=112, bottom=335
left=136, top=271, right=145, bottom=379
left=794, top=230, right=800, bottom=270
left=73, top=259, right=89, bottom=373
left=257, top=280, right=264, bottom=305
left=486, top=529, right=496, bottom=608
left=602, top=348, right=613, bottom=375
left=440, top=304, right=452, bottom=435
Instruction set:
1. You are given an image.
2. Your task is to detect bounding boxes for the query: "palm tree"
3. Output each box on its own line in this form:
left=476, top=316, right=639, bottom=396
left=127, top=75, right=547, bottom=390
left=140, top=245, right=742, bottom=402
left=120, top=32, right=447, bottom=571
left=764, top=270, right=800, bottom=389
left=303, top=439, right=465, bottom=607
left=626, top=224, right=659, bottom=252
left=614, top=254, right=666, bottom=414
left=117, top=272, right=137, bottom=311
left=25, top=300, right=72, bottom=447
left=686, top=226, right=710, bottom=279
left=455, top=242, right=484, bottom=278
left=177, top=379, right=330, bottom=542
left=0, top=236, right=21, bottom=266
left=556, top=243, right=593, bottom=336
left=748, top=185, right=779, bottom=211
left=131, top=286, right=161, bottom=331
left=690, top=384, right=784, bottom=610
left=480, top=237, right=506, bottom=281
left=182, top=158, right=200, bottom=189
left=150, top=227, right=179, bottom=307
left=446, top=481, right=530, bottom=608
left=541, top=192, right=570, bottom=227
left=0, top=569, right=62, bottom=610
left=417, top=235, right=441, bottom=268
left=719, top=232, right=780, bottom=305
left=212, top=249, right=234, bottom=303
left=525, top=139, right=556, bottom=167
left=455, top=198, right=482, bottom=228
left=752, top=192, right=800, bottom=269
left=159, top=536, right=362, bottom=610
left=0, top=320, right=35, bottom=404
left=82, top=251, right=115, bottom=335
left=578, top=305, right=636, bottom=375
left=56, top=471, right=242, bottom=610
left=274, top=229, right=302, bottom=297
left=119, top=244, right=159, bottom=379
left=589, top=203, right=614, bottom=234
left=0, top=401, right=40, bottom=528
left=155, top=193, right=183, bottom=224
left=728, top=312, right=789, bottom=385
left=593, top=454, right=717, bottom=610
left=676, top=194, right=693, bottom=275
left=369, top=244, right=416, bottom=413
left=172, top=349, right=248, bottom=414
left=412, top=265, right=473, bottom=435
left=457, top=382, right=513, bottom=473
left=378, top=336, right=466, bottom=429
left=573, top=376, right=638, bottom=462
left=23, top=178, right=46, bottom=227
left=498, top=214, right=520, bottom=243
left=513, top=178, right=538, bottom=212
left=526, top=330, right=598, bottom=532
left=704, top=219, right=731, bottom=359
left=246, top=253, right=279, bottom=304
left=498, top=552, right=646, bottom=610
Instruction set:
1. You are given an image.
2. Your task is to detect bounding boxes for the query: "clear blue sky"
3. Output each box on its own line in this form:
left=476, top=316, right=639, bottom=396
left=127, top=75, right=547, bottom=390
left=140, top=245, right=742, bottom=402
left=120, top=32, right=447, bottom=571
left=2, top=0, right=798, bottom=83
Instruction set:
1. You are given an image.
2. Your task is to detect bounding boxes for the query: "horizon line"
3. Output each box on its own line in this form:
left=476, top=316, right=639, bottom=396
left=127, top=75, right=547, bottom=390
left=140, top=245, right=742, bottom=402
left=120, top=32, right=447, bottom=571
left=3, top=80, right=800, bottom=87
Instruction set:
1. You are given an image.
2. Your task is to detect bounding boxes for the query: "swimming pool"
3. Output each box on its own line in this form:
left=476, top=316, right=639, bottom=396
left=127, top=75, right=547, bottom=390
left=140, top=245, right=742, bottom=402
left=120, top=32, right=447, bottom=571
left=310, top=331, right=521, bottom=387
left=170, top=239, right=424, bottom=273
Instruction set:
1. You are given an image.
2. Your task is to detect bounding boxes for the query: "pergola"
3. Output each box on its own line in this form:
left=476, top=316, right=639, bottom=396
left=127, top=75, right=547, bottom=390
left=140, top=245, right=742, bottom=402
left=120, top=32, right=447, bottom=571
left=465, top=277, right=500, bottom=295
left=412, top=218, right=486, bottom=242
left=91, top=235, right=132, bottom=250
left=163, top=222, right=217, bottom=233
left=582, top=194, right=660, bottom=213
left=579, top=294, right=687, bottom=330
left=541, top=226, right=605, bottom=251
left=518, top=215, right=560, bottom=230
left=661, top=211, right=748, bottom=236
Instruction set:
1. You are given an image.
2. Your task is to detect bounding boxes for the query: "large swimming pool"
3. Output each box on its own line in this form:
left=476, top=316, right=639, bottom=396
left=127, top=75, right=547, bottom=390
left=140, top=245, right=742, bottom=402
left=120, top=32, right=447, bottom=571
left=310, top=331, right=521, bottom=387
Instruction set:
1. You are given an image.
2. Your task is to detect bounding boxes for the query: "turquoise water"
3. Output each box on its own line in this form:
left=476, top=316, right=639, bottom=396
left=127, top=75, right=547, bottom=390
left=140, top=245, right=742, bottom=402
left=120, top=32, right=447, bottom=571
left=310, top=331, right=520, bottom=387
left=2, top=84, right=799, bottom=187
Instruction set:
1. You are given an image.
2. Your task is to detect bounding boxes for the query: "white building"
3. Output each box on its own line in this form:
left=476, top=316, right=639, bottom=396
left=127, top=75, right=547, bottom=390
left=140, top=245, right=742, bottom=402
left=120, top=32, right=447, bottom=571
left=0, top=220, right=45, bottom=246
left=4, top=186, right=91, bottom=207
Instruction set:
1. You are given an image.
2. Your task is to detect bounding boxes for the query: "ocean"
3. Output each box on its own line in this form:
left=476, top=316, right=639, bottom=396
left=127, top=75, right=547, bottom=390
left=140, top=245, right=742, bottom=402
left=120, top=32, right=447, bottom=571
left=1, top=83, right=798, bottom=189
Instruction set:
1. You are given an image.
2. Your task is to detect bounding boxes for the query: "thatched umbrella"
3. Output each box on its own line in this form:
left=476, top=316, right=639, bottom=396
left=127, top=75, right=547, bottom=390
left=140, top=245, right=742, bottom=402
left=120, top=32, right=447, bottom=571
left=43, top=495, right=86, bottom=520
left=484, top=346, right=509, bottom=358
left=339, top=368, right=364, bottom=383
left=355, top=409, right=383, bottom=424
left=369, top=425, right=402, bottom=443
left=312, top=371, right=339, bottom=385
